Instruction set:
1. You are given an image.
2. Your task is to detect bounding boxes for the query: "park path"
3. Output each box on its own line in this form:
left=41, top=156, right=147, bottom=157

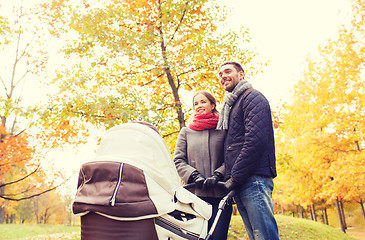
left=347, top=227, right=365, bottom=240
left=21, top=232, right=80, bottom=240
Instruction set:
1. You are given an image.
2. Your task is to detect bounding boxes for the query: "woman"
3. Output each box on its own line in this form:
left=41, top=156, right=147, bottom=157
left=173, top=90, right=232, bottom=240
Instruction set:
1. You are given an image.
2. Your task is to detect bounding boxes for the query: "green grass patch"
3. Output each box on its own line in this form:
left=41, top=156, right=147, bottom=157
left=0, top=215, right=357, bottom=240
left=0, top=224, right=80, bottom=240
left=228, top=214, right=355, bottom=240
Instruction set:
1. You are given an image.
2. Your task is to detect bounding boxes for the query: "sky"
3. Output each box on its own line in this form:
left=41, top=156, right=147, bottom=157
left=226, top=0, right=352, bottom=107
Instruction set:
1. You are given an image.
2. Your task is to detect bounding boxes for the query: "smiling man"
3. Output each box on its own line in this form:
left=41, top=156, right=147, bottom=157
left=217, top=61, right=279, bottom=240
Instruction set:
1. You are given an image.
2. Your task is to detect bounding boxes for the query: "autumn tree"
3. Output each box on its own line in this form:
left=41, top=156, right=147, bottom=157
left=39, top=0, right=263, bottom=149
left=275, top=0, right=365, bottom=232
left=31, top=190, right=69, bottom=224
left=0, top=1, right=81, bottom=223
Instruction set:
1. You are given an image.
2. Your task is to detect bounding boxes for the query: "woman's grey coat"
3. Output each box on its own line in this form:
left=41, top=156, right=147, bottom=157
left=173, top=127, right=227, bottom=198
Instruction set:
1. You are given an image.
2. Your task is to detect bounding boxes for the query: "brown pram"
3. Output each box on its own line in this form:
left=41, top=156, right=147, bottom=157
left=72, top=122, right=212, bottom=239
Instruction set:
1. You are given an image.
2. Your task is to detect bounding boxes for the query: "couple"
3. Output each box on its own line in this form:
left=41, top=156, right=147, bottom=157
left=173, top=61, right=279, bottom=240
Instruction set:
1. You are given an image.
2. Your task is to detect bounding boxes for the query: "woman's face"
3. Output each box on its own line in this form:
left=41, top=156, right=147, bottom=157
left=193, top=93, right=215, bottom=114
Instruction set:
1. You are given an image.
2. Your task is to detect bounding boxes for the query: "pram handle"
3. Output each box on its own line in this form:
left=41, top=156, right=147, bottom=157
left=184, top=182, right=236, bottom=240
left=183, top=182, right=236, bottom=240
left=204, top=189, right=236, bottom=240
left=183, top=181, right=226, bottom=190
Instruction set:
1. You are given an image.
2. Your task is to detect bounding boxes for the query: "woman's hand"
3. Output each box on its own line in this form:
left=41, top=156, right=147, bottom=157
left=188, top=171, right=206, bottom=188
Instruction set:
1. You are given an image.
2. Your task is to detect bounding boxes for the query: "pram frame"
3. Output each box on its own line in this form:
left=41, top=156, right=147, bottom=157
left=184, top=182, right=235, bottom=240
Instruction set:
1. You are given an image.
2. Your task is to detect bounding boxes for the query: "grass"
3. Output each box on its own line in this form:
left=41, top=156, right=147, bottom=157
left=0, top=215, right=360, bottom=240
left=0, top=224, right=80, bottom=240
left=228, top=214, right=356, bottom=240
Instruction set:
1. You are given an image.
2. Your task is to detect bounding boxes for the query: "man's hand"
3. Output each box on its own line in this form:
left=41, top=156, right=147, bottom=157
left=204, top=172, right=223, bottom=189
left=224, top=178, right=239, bottom=191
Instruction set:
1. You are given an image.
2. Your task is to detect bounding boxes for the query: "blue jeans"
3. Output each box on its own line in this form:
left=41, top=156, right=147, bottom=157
left=202, top=197, right=232, bottom=240
left=234, top=176, right=279, bottom=240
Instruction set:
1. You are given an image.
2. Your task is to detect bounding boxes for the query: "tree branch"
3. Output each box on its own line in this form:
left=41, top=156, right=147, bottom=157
left=0, top=75, right=9, bottom=94
left=168, top=1, right=188, bottom=44
left=0, top=164, right=40, bottom=188
left=0, top=174, right=74, bottom=201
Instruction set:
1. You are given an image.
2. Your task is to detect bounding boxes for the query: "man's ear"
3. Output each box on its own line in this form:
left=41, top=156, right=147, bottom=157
left=239, top=71, right=245, bottom=80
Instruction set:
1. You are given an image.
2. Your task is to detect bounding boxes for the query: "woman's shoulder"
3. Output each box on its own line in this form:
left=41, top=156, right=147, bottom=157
left=186, top=127, right=225, bottom=137
left=183, top=127, right=200, bottom=134
left=180, top=126, right=197, bottom=135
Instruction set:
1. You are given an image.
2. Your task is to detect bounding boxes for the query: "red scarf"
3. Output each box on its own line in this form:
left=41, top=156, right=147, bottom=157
left=189, top=113, right=219, bottom=131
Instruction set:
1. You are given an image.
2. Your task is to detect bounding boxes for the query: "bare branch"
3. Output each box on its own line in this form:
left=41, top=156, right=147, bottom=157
left=10, top=115, right=17, bottom=137
left=176, top=64, right=208, bottom=78
left=168, top=1, right=188, bottom=44
left=14, top=69, right=31, bottom=88
left=13, top=128, right=26, bottom=137
left=0, top=164, right=40, bottom=188
left=162, top=130, right=179, bottom=138
left=0, top=174, right=74, bottom=201
left=0, top=75, right=9, bottom=94
left=141, top=73, right=163, bottom=86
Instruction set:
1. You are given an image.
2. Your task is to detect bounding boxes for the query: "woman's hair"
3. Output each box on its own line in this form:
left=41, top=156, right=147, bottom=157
left=187, top=90, right=219, bottom=124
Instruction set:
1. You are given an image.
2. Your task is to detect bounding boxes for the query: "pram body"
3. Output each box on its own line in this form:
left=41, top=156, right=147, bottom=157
left=72, top=123, right=212, bottom=239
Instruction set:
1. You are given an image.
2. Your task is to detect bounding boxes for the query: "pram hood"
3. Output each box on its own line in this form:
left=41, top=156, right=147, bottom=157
left=73, top=122, right=211, bottom=222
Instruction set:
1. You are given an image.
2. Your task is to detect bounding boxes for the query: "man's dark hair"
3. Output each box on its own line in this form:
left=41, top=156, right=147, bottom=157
left=221, top=61, right=245, bottom=73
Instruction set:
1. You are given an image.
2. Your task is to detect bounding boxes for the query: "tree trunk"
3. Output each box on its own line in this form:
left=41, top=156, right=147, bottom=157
left=310, top=204, right=317, bottom=221
left=43, top=207, right=50, bottom=224
left=157, top=5, right=185, bottom=130
left=339, top=199, right=347, bottom=230
left=323, top=207, right=328, bottom=225
left=33, top=198, right=40, bottom=224
left=335, top=197, right=346, bottom=233
left=0, top=127, right=5, bottom=224
left=0, top=192, right=4, bottom=223
left=359, top=199, right=365, bottom=222
left=295, top=205, right=299, bottom=218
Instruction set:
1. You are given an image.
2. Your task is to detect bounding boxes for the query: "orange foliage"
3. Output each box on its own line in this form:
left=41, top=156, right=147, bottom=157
left=0, top=122, right=61, bottom=205
left=0, top=125, right=34, bottom=182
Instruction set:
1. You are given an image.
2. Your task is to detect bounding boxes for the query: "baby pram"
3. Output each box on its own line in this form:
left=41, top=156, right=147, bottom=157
left=72, top=122, right=212, bottom=239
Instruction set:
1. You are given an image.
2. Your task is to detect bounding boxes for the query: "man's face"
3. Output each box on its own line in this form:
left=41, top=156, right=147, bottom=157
left=218, top=64, right=245, bottom=92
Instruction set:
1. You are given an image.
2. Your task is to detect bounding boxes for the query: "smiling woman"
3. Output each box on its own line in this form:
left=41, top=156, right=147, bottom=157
left=173, top=90, right=233, bottom=240
left=193, top=91, right=217, bottom=115
left=187, top=90, right=220, bottom=129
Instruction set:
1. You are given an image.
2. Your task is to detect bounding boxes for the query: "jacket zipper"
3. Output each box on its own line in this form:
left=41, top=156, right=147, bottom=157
left=109, top=163, right=124, bottom=206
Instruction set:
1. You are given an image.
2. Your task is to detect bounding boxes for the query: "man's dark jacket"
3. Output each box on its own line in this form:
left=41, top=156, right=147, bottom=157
left=224, top=89, right=277, bottom=184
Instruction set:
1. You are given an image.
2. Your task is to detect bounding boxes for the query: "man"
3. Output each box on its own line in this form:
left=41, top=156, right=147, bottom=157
left=217, top=61, right=279, bottom=240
